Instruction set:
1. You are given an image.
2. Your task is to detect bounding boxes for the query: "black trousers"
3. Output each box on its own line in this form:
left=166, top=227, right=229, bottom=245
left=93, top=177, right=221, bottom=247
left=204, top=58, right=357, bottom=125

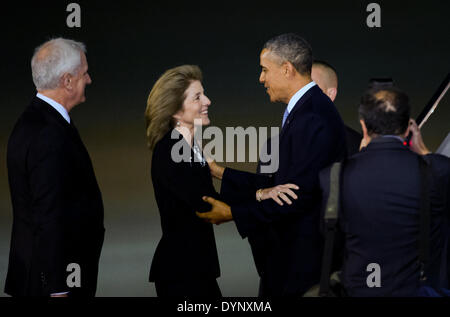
left=155, top=279, right=222, bottom=297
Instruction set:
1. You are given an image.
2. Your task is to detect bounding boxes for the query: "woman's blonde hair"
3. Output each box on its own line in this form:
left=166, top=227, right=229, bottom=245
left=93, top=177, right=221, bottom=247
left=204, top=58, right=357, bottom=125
left=145, top=65, right=203, bottom=150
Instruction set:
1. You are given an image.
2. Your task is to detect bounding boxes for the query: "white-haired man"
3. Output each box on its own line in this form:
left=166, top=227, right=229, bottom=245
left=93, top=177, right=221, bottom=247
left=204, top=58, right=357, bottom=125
left=5, top=38, right=104, bottom=297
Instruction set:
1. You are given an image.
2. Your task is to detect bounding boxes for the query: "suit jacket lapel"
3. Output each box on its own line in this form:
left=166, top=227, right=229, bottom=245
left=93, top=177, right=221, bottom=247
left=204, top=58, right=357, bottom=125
left=31, top=96, right=89, bottom=158
left=279, top=85, right=317, bottom=140
left=31, top=96, right=72, bottom=132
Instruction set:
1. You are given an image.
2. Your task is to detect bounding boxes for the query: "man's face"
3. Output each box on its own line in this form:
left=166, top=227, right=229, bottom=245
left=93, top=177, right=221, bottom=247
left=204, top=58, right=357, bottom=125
left=70, top=52, right=92, bottom=106
left=259, top=49, right=288, bottom=103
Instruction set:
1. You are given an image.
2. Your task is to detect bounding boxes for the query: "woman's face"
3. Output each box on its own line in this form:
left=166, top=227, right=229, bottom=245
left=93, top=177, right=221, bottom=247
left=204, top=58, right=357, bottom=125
left=175, top=80, right=211, bottom=128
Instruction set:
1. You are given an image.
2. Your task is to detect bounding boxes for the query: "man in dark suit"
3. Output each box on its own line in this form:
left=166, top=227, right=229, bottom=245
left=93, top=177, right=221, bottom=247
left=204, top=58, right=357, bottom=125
left=311, top=60, right=362, bottom=156
left=336, top=87, right=450, bottom=296
left=197, top=33, right=347, bottom=296
left=5, top=38, right=104, bottom=297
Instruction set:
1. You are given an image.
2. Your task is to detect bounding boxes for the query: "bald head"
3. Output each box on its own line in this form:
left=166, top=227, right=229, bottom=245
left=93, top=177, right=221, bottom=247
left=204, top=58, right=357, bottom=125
left=373, top=90, right=397, bottom=112
left=311, top=61, right=338, bottom=101
left=359, top=87, right=410, bottom=137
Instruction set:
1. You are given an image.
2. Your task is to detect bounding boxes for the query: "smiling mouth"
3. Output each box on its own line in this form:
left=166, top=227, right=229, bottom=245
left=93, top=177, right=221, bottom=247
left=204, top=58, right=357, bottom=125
left=200, top=110, right=208, bottom=115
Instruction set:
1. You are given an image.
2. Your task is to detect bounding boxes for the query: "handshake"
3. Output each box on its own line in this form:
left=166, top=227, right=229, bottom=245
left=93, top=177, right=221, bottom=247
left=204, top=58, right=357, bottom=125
left=196, top=160, right=299, bottom=225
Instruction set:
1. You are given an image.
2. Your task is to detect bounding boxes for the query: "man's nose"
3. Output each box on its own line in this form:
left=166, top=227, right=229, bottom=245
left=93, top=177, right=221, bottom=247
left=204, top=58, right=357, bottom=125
left=259, top=72, right=265, bottom=84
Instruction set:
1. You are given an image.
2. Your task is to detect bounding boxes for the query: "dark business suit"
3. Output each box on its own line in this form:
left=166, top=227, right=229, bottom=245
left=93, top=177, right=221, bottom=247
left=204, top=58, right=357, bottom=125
left=345, top=125, right=362, bottom=157
left=149, top=129, right=221, bottom=297
left=250, top=110, right=360, bottom=296
left=5, top=96, right=104, bottom=297
left=336, top=137, right=450, bottom=296
left=221, top=85, right=347, bottom=296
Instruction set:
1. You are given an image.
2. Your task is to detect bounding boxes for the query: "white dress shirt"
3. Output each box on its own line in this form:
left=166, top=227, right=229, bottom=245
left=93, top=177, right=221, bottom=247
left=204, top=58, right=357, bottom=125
left=36, top=93, right=71, bottom=124
left=285, top=81, right=317, bottom=115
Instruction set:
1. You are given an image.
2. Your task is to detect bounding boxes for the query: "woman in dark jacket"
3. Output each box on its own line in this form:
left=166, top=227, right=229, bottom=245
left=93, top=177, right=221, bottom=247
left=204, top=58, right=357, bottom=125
left=145, top=65, right=221, bottom=297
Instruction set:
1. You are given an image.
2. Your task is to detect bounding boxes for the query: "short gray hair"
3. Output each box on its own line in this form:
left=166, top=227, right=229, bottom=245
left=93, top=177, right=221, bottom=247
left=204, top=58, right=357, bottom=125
left=263, top=33, right=313, bottom=75
left=31, top=38, right=86, bottom=90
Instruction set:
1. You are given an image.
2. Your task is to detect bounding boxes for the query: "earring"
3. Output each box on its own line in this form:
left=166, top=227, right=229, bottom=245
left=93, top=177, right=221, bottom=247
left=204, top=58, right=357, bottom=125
left=176, top=121, right=181, bottom=126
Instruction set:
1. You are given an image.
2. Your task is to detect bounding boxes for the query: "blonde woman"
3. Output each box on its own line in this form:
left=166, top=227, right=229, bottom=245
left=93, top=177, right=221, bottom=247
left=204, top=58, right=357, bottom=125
left=145, top=65, right=221, bottom=297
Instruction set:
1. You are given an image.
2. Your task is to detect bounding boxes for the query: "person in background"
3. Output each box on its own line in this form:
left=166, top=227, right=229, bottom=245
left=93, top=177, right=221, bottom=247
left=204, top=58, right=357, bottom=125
left=311, top=60, right=362, bottom=156
left=337, top=87, right=450, bottom=296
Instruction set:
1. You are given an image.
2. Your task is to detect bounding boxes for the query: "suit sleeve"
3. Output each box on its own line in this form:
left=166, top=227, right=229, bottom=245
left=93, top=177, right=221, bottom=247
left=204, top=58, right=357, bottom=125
left=220, top=167, right=273, bottom=205
left=27, top=127, right=72, bottom=294
left=425, top=154, right=450, bottom=286
left=231, top=114, right=341, bottom=238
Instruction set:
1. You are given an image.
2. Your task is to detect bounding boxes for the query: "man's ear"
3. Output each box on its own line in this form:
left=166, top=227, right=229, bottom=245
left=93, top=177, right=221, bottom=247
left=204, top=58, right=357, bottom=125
left=283, top=61, right=296, bottom=77
left=61, top=73, right=72, bottom=90
left=359, top=119, right=372, bottom=150
left=360, top=119, right=369, bottom=138
left=326, top=87, right=337, bottom=102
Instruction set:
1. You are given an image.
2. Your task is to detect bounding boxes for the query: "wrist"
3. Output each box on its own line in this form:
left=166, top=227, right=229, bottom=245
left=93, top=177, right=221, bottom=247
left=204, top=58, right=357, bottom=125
left=215, top=166, right=225, bottom=180
left=211, top=164, right=224, bottom=180
left=256, top=189, right=263, bottom=202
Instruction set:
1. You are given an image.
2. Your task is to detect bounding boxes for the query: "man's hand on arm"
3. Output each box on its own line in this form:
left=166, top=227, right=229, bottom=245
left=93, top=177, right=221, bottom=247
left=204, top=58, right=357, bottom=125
left=256, top=183, right=299, bottom=206
left=196, top=196, right=232, bottom=225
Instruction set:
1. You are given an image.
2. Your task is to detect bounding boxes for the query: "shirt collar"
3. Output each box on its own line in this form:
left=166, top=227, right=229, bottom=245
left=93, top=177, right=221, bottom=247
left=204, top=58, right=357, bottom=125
left=381, top=135, right=404, bottom=142
left=36, top=93, right=71, bottom=124
left=286, top=81, right=316, bottom=114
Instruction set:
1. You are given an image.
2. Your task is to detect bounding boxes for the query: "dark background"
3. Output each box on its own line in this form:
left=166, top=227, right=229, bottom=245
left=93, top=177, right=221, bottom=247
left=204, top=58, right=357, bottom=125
left=0, top=0, right=448, bottom=296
